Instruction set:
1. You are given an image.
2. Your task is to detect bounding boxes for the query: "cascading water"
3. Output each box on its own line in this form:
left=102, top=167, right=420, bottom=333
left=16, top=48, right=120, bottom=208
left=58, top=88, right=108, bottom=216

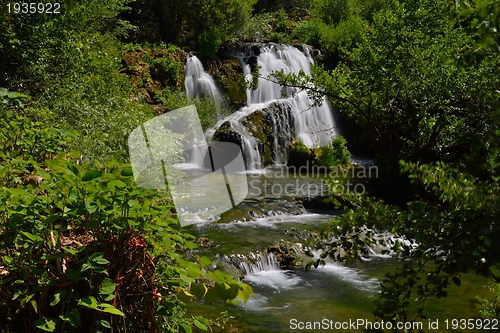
left=215, top=44, right=341, bottom=169
left=183, top=44, right=341, bottom=170
left=184, top=55, right=223, bottom=114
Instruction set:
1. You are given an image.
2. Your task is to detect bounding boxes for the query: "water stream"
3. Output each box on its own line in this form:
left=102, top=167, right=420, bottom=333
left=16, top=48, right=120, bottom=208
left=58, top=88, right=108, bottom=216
left=181, top=45, right=493, bottom=332
left=185, top=171, right=493, bottom=333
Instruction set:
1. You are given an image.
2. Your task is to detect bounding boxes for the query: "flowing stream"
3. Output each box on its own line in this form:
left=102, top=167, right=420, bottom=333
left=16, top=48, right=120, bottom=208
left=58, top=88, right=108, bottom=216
left=181, top=45, right=493, bottom=332
left=185, top=171, right=492, bottom=333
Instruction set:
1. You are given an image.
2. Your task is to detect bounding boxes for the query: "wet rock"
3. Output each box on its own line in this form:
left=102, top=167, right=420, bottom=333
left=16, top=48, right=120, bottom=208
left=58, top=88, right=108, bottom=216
left=213, top=121, right=243, bottom=147
left=196, top=237, right=214, bottom=248
left=216, top=259, right=245, bottom=280
left=267, top=241, right=304, bottom=269
left=206, top=56, right=247, bottom=108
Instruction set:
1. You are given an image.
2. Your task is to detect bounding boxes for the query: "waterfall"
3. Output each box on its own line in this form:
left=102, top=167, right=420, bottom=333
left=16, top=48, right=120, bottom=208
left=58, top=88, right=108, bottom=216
left=236, top=251, right=281, bottom=275
left=185, top=44, right=341, bottom=170
left=228, top=44, right=339, bottom=169
left=184, top=55, right=223, bottom=112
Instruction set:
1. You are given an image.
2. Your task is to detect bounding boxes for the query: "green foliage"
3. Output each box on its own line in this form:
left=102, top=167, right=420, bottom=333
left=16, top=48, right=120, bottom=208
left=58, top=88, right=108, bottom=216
left=288, top=139, right=316, bottom=168
left=318, top=136, right=351, bottom=167
left=234, top=13, right=274, bottom=42
left=0, top=88, right=30, bottom=109
left=299, top=0, right=391, bottom=52
left=0, top=105, right=77, bottom=171
left=275, top=0, right=500, bottom=175
left=477, top=283, right=500, bottom=319
left=292, top=20, right=322, bottom=47
left=310, top=0, right=349, bottom=25
left=198, top=29, right=222, bottom=59
left=150, top=56, right=182, bottom=88
left=135, top=0, right=257, bottom=45
left=288, top=136, right=351, bottom=168
left=0, top=147, right=251, bottom=333
left=153, top=88, right=228, bottom=130
left=312, top=146, right=500, bottom=322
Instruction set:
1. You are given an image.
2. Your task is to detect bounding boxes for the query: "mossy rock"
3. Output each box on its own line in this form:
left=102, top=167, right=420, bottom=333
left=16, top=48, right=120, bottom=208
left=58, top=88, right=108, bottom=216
left=121, top=48, right=187, bottom=103
left=207, top=57, right=247, bottom=109
left=213, top=121, right=243, bottom=147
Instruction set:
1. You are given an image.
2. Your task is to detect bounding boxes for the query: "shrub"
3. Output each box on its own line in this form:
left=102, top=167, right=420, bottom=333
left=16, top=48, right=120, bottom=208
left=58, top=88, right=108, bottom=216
left=317, top=135, right=351, bottom=167
left=288, top=136, right=351, bottom=169
left=288, top=139, right=316, bottom=169
left=198, top=29, right=222, bottom=59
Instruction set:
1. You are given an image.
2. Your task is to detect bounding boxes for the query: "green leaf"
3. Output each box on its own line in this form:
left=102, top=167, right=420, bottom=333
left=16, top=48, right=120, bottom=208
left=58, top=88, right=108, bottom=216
left=121, top=167, right=133, bottom=176
left=85, top=200, right=98, bottom=213
left=4, top=255, right=13, bottom=264
left=199, top=256, right=212, bottom=266
left=7, top=91, right=29, bottom=99
left=193, top=319, right=208, bottom=330
left=44, top=215, right=60, bottom=224
left=82, top=169, right=102, bottom=181
left=190, top=282, right=208, bottom=299
left=203, top=288, right=218, bottom=304
left=34, top=317, right=57, bottom=332
left=108, top=180, right=126, bottom=188
left=78, top=296, right=98, bottom=309
left=20, top=231, right=43, bottom=243
left=60, top=311, right=79, bottom=328
left=180, top=323, right=192, bottom=333
left=31, top=299, right=38, bottom=313
left=90, top=253, right=110, bottom=265
left=42, top=252, right=68, bottom=260
left=0, top=87, right=8, bottom=96
left=237, top=283, right=253, bottom=302
left=100, top=320, right=111, bottom=328
left=127, top=199, right=140, bottom=207
left=99, top=278, right=116, bottom=295
left=180, top=274, right=195, bottom=284
left=50, top=290, right=67, bottom=306
left=102, top=306, right=125, bottom=316
left=37, top=168, right=52, bottom=180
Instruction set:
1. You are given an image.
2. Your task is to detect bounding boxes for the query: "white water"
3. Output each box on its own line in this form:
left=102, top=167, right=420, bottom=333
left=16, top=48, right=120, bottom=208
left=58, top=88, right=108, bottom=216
left=184, top=55, right=223, bottom=114
left=237, top=44, right=339, bottom=168
left=186, top=44, right=341, bottom=170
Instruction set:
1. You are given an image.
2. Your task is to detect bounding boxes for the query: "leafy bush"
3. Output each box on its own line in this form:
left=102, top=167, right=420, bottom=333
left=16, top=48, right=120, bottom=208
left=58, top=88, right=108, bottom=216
left=288, top=136, right=351, bottom=169
left=318, top=135, right=351, bottom=167
left=477, top=283, right=500, bottom=319
left=0, top=91, right=251, bottom=333
left=287, top=139, right=315, bottom=169
left=292, top=19, right=324, bottom=48
left=198, top=29, right=222, bottom=59
left=234, top=13, right=274, bottom=42
left=150, top=56, right=181, bottom=88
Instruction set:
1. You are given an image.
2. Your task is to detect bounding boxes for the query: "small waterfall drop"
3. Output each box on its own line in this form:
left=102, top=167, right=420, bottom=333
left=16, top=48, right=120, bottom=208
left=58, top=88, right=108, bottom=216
left=236, top=251, right=281, bottom=275
left=243, top=44, right=338, bottom=148
left=184, top=55, right=223, bottom=112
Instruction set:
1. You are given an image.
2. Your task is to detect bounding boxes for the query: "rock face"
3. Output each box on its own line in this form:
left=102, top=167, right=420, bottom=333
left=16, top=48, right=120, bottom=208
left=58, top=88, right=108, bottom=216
left=206, top=57, right=247, bottom=109
left=212, top=101, right=295, bottom=167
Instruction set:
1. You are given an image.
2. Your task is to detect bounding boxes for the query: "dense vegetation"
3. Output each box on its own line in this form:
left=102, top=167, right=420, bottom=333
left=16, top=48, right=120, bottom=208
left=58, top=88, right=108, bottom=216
left=275, top=0, right=500, bottom=325
left=2, top=0, right=500, bottom=331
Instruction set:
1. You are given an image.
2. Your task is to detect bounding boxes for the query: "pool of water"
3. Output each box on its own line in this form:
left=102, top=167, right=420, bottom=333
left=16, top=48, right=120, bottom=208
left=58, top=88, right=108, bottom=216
left=183, top=168, right=494, bottom=332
